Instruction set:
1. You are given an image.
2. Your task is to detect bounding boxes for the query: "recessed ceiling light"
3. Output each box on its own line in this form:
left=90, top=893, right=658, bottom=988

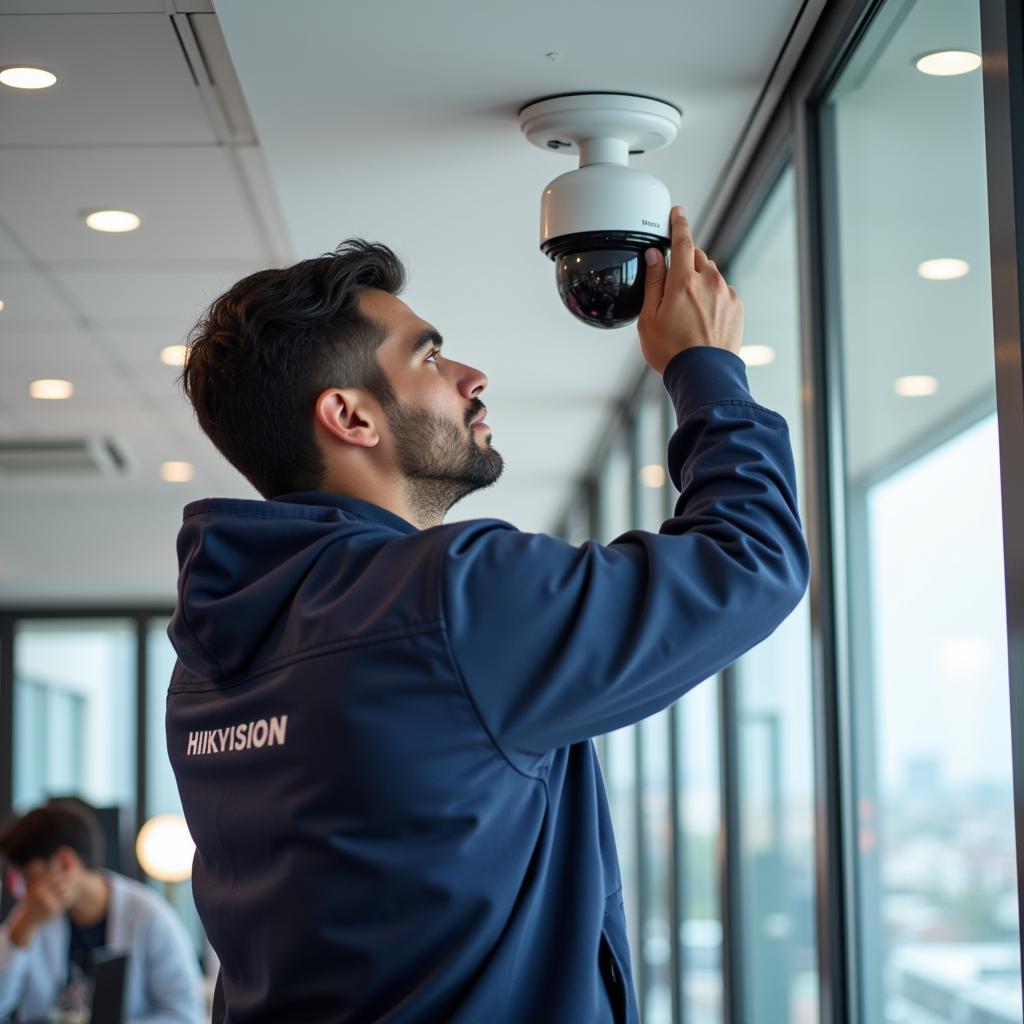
left=894, top=375, right=939, bottom=397
left=84, top=209, right=140, bottom=233
left=639, top=464, right=665, bottom=488
left=915, top=50, right=981, bottom=76
left=29, top=378, right=73, bottom=400
left=918, top=257, right=969, bottom=280
left=0, top=66, right=58, bottom=90
left=161, top=461, right=195, bottom=483
left=738, top=344, right=776, bottom=367
left=0, top=299, right=5, bottom=313
left=160, top=345, right=187, bottom=367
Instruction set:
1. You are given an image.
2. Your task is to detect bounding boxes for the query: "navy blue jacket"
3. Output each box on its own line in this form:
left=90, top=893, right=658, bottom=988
left=166, top=346, right=810, bottom=1024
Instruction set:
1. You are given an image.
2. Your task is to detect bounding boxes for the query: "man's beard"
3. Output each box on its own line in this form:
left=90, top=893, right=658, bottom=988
left=382, top=398, right=504, bottom=523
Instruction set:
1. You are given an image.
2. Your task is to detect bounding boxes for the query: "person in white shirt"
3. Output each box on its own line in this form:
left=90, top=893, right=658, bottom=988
left=0, top=799, right=205, bottom=1024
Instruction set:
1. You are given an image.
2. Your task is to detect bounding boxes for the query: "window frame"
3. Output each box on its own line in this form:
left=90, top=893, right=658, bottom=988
left=0, top=606, right=174, bottom=880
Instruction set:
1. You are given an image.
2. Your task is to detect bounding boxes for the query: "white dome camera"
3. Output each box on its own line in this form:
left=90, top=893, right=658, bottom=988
left=519, top=92, right=682, bottom=329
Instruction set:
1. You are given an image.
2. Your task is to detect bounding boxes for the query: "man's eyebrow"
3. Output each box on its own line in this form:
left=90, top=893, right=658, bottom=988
left=411, top=328, right=444, bottom=356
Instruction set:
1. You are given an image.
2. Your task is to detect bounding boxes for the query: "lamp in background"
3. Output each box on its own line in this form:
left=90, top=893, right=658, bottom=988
left=136, top=813, right=195, bottom=904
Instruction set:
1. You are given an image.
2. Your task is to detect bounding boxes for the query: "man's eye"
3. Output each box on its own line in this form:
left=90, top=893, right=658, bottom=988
left=426, top=349, right=440, bottom=364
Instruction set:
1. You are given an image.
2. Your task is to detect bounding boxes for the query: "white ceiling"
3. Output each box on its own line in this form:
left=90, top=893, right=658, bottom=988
left=0, top=0, right=806, bottom=604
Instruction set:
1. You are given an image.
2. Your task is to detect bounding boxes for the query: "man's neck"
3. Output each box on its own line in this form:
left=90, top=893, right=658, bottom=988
left=319, top=474, right=440, bottom=531
left=68, top=870, right=110, bottom=928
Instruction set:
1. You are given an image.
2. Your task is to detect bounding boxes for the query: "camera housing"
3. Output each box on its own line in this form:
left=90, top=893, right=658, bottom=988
left=519, top=93, right=683, bottom=329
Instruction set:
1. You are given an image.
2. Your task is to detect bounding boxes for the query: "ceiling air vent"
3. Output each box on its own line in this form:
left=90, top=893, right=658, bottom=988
left=0, top=438, right=130, bottom=477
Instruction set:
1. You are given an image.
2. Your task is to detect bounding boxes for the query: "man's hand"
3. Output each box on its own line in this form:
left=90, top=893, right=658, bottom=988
left=7, top=873, right=73, bottom=948
left=637, top=205, right=745, bottom=374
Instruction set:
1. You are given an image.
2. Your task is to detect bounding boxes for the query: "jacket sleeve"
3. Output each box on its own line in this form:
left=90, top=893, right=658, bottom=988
left=0, top=921, right=31, bottom=1020
left=130, top=898, right=206, bottom=1024
left=439, top=346, right=811, bottom=769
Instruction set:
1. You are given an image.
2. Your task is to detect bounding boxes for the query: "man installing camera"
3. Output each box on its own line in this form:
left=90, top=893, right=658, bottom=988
left=165, top=204, right=809, bottom=1022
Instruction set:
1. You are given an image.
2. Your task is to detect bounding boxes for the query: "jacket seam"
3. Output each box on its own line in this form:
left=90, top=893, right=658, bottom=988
left=438, top=622, right=546, bottom=783
left=169, top=620, right=445, bottom=693
left=435, top=543, right=547, bottom=784
left=183, top=504, right=361, bottom=523
left=674, top=397, right=787, bottom=419
left=176, top=544, right=224, bottom=678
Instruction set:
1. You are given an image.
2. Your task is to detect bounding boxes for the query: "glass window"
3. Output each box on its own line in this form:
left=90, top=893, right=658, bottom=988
left=146, top=619, right=205, bottom=956
left=636, top=388, right=669, bottom=532
left=146, top=619, right=185, bottom=818
left=640, top=709, right=673, bottom=1023
left=561, top=498, right=591, bottom=546
left=13, top=619, right=136, bottom=815
left=597, top=435, right=642, bottom=959
left=827, top=0, right=1022, bottom=1020
left=677, top=678, right=723, bottom=1024
left=607, top=723, right=641, bottom=964
left=599, top=434, right=631, bottom=542
left=725, top=165, right=819, bottom=1023
left=635, top=384, right=674, bottom=1021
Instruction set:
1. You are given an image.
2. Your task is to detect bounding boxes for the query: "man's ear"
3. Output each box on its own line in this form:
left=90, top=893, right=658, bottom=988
left=314, top=388, right=381, bottom=449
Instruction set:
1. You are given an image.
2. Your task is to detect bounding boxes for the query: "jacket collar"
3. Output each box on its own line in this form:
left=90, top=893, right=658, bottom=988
left=269, top=491, right=420, bottom=535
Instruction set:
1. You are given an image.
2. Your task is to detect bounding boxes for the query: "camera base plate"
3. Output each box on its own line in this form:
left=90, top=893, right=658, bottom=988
left=518, top=92, right=682, bottom=158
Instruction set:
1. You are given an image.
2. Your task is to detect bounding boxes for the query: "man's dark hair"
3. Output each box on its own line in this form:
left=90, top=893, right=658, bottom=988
left=0, top=799, right=105, bottom=870
left=180, top=239, right=408, bottom=499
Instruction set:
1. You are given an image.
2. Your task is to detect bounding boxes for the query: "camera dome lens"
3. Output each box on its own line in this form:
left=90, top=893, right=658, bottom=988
left=554, top=247, right=650, bottom=329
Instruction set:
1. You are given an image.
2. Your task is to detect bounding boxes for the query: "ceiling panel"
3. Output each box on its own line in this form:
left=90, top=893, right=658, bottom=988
left=0, top=269, right=76, bottom=324
left=56, top=261, right=262, bottom=329
left=0, top=224, right=31, bottom=264
left=100, top=326, right=192, bottom=369
left=0, top=2, right=166, bottom=12
left=2, top=363, right=157, bottom=413
left=0, top=491, right=189, bottom=604
left=0, top=146, right=270, bottom=262
left=0, top=12, right=217, bottom=145
left=1, top=325, right=109, bottom=372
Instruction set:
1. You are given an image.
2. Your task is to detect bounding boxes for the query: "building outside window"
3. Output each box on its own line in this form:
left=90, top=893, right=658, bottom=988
left=825, top=0, right=1022, bottom=1019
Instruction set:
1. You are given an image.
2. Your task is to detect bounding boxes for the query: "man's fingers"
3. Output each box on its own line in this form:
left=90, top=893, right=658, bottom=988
left=694, top=246, right=708, bottom=273
left=641, top=247, right=666, bottom=318
left=667, top=206, right=695, bottom=285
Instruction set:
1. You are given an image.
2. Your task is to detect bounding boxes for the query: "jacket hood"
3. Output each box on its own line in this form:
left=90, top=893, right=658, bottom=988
left=167, top=491, right=418, bottom=680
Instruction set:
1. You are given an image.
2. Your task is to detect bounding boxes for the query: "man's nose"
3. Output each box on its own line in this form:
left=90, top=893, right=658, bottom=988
left=449, top=359, right=488, bottom=399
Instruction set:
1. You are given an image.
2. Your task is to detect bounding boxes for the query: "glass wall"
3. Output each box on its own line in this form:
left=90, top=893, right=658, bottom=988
left=677, top=680, right=724, bottom=1024
left=13, top=619, right=136, bottom=816
left=636, top=390, right=675, bottom=1023
left=826, top=0, right=1022, bottom=1020
left=146, top=618, right=205, bottom=955
left=1, top=614, right=204, bottom=958
left=725, top=166, right=820, bottom=1024
left=597, top=433, right=643, bottom=963
left=580, top=381, right=728, bottom=1022
left=146, top=619, right=184, bottom=818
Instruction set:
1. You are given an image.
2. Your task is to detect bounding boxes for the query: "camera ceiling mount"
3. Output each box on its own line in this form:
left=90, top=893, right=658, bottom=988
left=518, top=92, right=682, bottom=163
left=518, top=92, right=682, bottom=329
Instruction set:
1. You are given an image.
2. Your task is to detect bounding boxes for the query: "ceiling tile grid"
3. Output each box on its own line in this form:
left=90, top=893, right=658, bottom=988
left=0, top=2, right=290, bottom=600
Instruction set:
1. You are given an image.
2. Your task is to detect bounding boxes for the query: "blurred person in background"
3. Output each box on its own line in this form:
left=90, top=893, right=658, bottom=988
left=0, top=799, right=205, bottom=1024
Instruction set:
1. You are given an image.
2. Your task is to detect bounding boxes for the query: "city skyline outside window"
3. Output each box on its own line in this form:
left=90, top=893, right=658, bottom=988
left=827, top=0, right=1022, bottom=1019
